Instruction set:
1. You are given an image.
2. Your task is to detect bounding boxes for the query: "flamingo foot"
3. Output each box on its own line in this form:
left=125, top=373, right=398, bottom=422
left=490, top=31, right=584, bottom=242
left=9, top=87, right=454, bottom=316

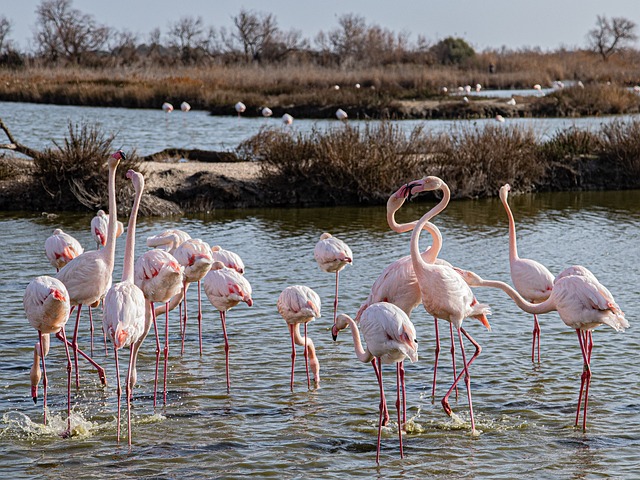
left=441, top=397, right=453, bottom=417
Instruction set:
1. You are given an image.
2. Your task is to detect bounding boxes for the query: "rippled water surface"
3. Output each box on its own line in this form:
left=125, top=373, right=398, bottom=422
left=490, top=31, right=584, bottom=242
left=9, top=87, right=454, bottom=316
left=1, top=189, right=639, bottom=479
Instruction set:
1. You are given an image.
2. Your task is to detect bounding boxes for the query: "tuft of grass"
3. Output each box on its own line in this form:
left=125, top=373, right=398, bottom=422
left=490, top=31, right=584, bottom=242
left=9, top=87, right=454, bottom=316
left=33, top=122, right=143, bottom=211
left=598, top=119, right=640, bottom=177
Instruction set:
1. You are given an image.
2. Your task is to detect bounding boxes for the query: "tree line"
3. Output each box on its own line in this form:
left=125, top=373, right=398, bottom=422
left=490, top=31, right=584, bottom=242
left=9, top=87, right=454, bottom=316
left=0, top=0, right=637, bottom=69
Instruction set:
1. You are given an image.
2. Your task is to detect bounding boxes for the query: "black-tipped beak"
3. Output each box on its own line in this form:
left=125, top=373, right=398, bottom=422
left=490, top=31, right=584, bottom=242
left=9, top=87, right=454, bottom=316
left=331, top=325, right=338, bottom=341
left=404, top=181, right=419, bottom=201
left=32, top=396, right=37, bottom=405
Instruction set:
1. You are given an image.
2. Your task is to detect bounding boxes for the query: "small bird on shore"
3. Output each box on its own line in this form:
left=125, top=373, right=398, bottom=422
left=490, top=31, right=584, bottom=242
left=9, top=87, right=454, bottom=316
left=507, top=98, right=516, bottom=106
left=235, top=102, right=246, bottom=118
left=495, top=115, right=505, bottom=123
left=335, top=108, right=348, bottom=122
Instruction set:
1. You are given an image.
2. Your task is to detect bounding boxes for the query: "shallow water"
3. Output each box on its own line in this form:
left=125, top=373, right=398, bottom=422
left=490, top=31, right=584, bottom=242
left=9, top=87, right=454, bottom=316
left=1, top=189, right=639, bottom=478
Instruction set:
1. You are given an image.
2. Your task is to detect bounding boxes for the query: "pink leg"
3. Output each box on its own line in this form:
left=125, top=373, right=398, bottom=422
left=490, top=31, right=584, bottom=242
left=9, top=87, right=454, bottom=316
left=220, top=311, right=231, bottom=392
left=114, top=347, right=121, bottom=444
left=333, top=271, right=340, bottom=325
left=38, top=331, right=48, bottom=425
left=375, top=357, right=385, bottom=465
left=150, top=302, right=161, bottom=408
left=457, top=327, right=477, bottom=433
left=56, top=331, right=107, bottom=386
left=71, top=305, right=82, bottom=387
left=441, top=327, right=482, bottom=432
left=399, top=361, right=406, bottom=426
left=197, top=281, right=203, bottom=356
left=58, top=327, right=73, bottom=437
left=432, top=316, right=440, bottom=398
left=304, top=323, right=310, bottom=390
left=372, top=358, right=389, bottom=426
left=575, top=330, right=593, bottom=431
left=396, top=362, right=404, bottom=459
left=163, top=304, right=170, bottom=405
left=450, top=323, right=458, bottom=399
left=532, top=314, right=541, bottom=363
left=289, top=324, right=296, bottom=392
left=180, top=282, right=188, bottom=355
left=88, top=306, right=94, bottom=357
left=126, top=346, right=135, bottom=447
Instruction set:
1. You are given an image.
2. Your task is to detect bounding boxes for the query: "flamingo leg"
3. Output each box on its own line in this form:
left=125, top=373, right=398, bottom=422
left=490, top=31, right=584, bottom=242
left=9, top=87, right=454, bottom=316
left=432, top=316, right=440, bottom=399
left=396, top=362, right=404, bottom=459
left=333, top=271, right=340, bottom=325
left=114, top=347, right=121, bottom=444
left=441, top=327, right=482, bottom=434
left=197, top=280, right=203, bottom=356
left=457, top=327, right=477, bottom=434
left=38, top=331, right=48, bottom=425
left=575, top=330, right=593, bottom=431
left=150, top=302, right=161, bottom=408
left=180, top=282, right=188, bottom=355
left=375, top=357, right=385, bottom=465
left=304, top=322, right=310, bottom=390
left=126, top=346, right=135, bottom=447
left=399, top=361, right=406, bottom=426
left=58, top=327, right=73, bottom=437
left=450, top=323, right=458, bottom=399
left=88, top=306, right=94, bottom=357
left=532, top=314, right=541, bottom=363
left=71, top=304, right=82, bottom=388
left=289, top=324, right=296, bottom=392
left=163, top=303, right=170, bottom=405
left=372, top=358, right=389, bottom=425
left=56, top=331, right=107, bottom=386
left=220, top=310, right=231, bottom=392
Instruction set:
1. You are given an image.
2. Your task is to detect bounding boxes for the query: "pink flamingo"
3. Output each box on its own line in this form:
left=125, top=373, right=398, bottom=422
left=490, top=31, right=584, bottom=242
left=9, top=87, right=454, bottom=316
left=202, top=262, right=253, bottom=392
left=455, top=266, right=628, bottom=431
left=134, top=248, right=184, bottom=406
left=56, top=151, right=126, bottom=388
left=91, top=210, right=124, bottom=249
left=277, top=285, right=322, bottom=391
left=410, top=196, right=492, bottom=435
left=146, top=228, right=191, bottom=254
left=314, top=232, right=353, bottom=325
left=45, top=229, right=84, bottom=271
left=357, top=176, right=461, bottom=399
left=332, top=302, right=418, bottom=464
left=210, top=245, right=245, bottom=274
left=499, top=184, right=554, bottom=362
left=102, top=169, right=146, bottom=446
left=23, top=275, right=72, bottom=433
left=173, top=238, right=213, bottom=355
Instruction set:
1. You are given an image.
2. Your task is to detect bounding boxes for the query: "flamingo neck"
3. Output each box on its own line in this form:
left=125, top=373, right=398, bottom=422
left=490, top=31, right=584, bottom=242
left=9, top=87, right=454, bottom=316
left=103, top=161, right=118, bottom=268
left=475, top=278, right=555, bottom=315
left=121, top=183, right=143, bottom=283
left=386, top=197, right=413, bottom=233
left=344, top=316, right=373, bottom=363
left=501, top=193, right=519, bottom=261
left=410, top=183, right=450, bottom=272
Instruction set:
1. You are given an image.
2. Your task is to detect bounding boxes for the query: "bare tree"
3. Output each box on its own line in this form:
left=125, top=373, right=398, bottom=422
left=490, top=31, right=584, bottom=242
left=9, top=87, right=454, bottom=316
left=231, top=9, right=279, bottom=62
left=168, top=16, right=209, bottom=63
left=587, top=15, right=638, bottom=62
left=0, top=15, right=12, bottom=53
left=34, top=0, right=110, bottom=64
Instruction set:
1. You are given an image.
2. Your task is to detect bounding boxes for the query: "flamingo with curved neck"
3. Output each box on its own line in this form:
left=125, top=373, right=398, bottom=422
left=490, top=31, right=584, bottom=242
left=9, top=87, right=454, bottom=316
left=499, top=184, right=554, bottom=362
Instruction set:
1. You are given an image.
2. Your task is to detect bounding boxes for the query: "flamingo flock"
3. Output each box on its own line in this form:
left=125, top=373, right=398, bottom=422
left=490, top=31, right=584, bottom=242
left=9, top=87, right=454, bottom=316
left=21, top=157, right=628, bottom=461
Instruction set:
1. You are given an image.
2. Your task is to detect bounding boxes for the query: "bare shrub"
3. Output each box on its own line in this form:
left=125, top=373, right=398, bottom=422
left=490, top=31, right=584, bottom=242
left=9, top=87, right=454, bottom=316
left=598, top=119, right=640, bottom=176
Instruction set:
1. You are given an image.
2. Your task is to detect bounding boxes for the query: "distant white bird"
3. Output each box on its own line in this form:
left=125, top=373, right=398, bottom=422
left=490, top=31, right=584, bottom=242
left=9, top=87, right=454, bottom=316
left=235, top=102, right=246, bottom=117
left=457, top=86, right=464, bottom=92
left=577, top=81, right=584, bottom=88
left=633, top=85, right=640, bottom=93
left=162, top=102, right=174, bottom=113
left=45, top=229, right=84, bottom=272
left=355, top=83, right=361, bottom=89
left=180, top=102, right=191, bottom=112
left=333, top=85, right=340, bottom=90
left=507, top=98, right=516, bottom=106
left=335, top=108, right=348, bottom=122
left=464, top=85, right=472, bottom=94
left=282, top=113, right=294, bottom=126
left=441, top=87, right=448, bottom=94
left=463, top=96, right=469, bottom=103
left=495, top=114, right=505, bottom=123
left=475, top=83, right=482, bottom=92
left=261, top=107, right=273, bottom=117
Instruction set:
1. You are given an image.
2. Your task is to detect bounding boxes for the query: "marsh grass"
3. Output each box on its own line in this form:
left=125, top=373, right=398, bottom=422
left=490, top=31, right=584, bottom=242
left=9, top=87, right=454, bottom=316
left=599, top=120, right=640, bottom=176
left=532, top=84, right=640, bottom=117
left=33, top=122, right=143, bottom=210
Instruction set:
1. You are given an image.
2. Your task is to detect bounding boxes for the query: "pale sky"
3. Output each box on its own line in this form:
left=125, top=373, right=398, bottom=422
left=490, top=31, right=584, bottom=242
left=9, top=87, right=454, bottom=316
left=3, top=0, right=640, bottom=52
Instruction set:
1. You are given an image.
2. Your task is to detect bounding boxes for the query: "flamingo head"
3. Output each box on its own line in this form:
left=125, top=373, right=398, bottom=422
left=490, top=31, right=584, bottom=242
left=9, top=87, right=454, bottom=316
left=126, top=169, right=145, bottom=192
left=332, top=313, right=351, bottom=341
left=453, top=267, right=484, bottom=287
left=499, top=184, right=511, bottom=202
left=108, top=150, right=125, bottom=169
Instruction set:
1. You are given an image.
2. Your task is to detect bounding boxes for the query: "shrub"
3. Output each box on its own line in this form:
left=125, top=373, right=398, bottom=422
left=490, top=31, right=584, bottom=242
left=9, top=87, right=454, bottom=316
left=431, top=37, right=476, bottom=66
left=598, top=119, right=640, bottom=176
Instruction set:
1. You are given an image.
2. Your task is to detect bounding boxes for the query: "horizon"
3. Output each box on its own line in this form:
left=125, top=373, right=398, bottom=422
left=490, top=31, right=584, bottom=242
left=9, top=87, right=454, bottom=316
left=2, top=0, right=640, bottom=54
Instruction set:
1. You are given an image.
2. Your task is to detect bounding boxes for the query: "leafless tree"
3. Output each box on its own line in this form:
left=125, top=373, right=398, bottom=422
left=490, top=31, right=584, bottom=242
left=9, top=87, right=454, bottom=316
left=33, top=0, right=110, bottom=64
left=231, top=9, right=279, bottom=62
left=168, top=16, right=210, bottom=63
left=0, top=15, right=12, bottom=53
left=587, top=15, right=638, bottom=62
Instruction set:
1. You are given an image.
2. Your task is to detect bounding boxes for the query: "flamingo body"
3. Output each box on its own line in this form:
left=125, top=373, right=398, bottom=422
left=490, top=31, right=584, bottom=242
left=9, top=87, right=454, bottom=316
left=210, top=245, right=245, bottom=274
left=45, top=229, right=84, bottom=271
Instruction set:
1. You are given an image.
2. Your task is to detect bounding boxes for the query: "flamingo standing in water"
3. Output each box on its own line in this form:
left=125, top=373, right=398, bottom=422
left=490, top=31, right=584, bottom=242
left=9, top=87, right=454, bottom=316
left=45, top=229, right=84, bottom=271
left=173, top=238, right=213, bottom=355
left=23, top=276, right=72, bottom=432
left=202, top=262, right=253, bottom=392
left=454, top=266, right=628, bottom=431
left=102, top=169, right=146, bottom=446
left=314, top=232, right=353, bottom=325
left=235, top=101, right=246, bottom=118
left=332, top=302, right=418, bottom=464
left=56, top=151, right=126, bottom=388
left=134, top=248, right=184, bottom=406
left=277, top=285, right=322, bottom=391
left=499, top=184, right=554, bottom=362
left=410, top=189, right=492, bottom=435
left=210, top=245, right=245, bottom=274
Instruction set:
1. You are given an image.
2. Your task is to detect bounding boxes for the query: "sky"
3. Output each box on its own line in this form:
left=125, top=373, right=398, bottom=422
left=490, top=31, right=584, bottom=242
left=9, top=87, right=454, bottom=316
left=3, top=0, right=640, bottom=52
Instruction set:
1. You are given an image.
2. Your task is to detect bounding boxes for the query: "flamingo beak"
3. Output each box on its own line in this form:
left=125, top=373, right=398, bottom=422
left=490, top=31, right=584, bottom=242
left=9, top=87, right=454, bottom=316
left=331, top=324, right=339, bottom=341
left=246, top=298, right=253, bottom=307
left=31, top=385, right=38, bottom=404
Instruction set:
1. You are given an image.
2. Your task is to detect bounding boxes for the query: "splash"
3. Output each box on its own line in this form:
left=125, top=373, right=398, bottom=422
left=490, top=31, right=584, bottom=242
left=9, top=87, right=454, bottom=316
left=1, top=410, right=97, bottom=440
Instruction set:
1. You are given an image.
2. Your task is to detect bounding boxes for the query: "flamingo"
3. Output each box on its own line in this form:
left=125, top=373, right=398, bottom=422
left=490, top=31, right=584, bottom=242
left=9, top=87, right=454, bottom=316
left=91, top=210, right=124, bottom=249
left=45, top=229, right=84, bottom=271
left=314, top=232, right=353, bottom=325
left=173, top=238, right=213, bottom=354
left=102, top=169, right=146, bottom=446
left=56, top=151, right=126, bottom=388
left=495, top=115, right=505, bottom=123
left=454, top=266, right=628, bottom=431
left=180, top=101, right=191, bottom=112
left=499, top=184, right=554, bottom=362
left=356, top=176, right=461, bottom=399
left=282, top=113, right=294, bottom=126
left=162, top=102, right=174, bottom=113
left=23, top=276, right=72, bottom=433
left=261, top=107, right=273, bottom=117
left=410, top=194, right=492, bottom=435
left=146, top=228, right=191, bottom=255
left=507, top=98, right=516, bottom=106
left=210, top=245, right=245, bottom=274
left=235, top=101, right=246, bottom=118
left=202, top=262, right=253, bottom=392
left=277, top=285, right=322, bottom=391
left=335, top=108, right=348, bottom=122
left=332, top=302, right=418, bottom=464
left=134, top=248, right=184, bottom=406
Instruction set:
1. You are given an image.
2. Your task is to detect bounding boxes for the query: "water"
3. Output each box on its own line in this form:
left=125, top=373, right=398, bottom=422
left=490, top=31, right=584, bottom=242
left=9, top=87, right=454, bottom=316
left=1, top=100, right=639, bottom=157
left=2, top=189, right=639, bottom=478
